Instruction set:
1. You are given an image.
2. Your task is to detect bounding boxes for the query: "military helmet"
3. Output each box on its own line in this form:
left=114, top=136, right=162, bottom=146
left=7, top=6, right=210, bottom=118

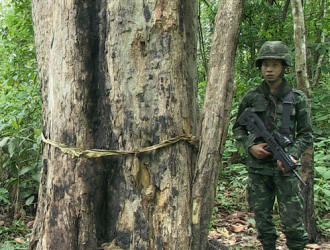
left=255, top=41, right=292, bottom=68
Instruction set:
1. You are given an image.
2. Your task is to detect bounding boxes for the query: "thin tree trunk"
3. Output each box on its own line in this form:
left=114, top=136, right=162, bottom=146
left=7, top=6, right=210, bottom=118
left=313, top=1, right=327, bottom=88
left=191, top=0, right=245, bottom=249
left=313, top=43, right=327, bottom=88
left=291, top=0, right=310, bottom=93
left=291, top=0, right=317, bottom=242
left=281, top=0, right=291, bottom=20
left=198, top=2, right=208, bottom=82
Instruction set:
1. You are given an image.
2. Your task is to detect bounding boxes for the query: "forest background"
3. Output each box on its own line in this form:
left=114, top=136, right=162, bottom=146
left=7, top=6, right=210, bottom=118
left=0, top=0, right=329, bottom=249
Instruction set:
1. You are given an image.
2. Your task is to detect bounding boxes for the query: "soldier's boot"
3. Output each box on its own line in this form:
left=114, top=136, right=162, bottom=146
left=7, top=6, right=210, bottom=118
left=262, top=243, right=276, bottom=250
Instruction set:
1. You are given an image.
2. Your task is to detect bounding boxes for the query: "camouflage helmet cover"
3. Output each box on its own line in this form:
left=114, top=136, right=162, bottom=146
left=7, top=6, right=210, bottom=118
left=255, top=41, right=292, bottom=68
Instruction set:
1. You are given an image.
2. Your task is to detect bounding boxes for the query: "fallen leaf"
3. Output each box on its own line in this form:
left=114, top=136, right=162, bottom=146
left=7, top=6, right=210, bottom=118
left=14, top=238, right=23, bottom=244
left=229, top=211, right=245, bottom=219
left=306, top=243, right=322, bottom=249
left=235, top=235, right=243, bottom=241
left=223, top=235, right=237, bottom=246
left=216, top=228, right=230, bottom=237
left=237, top=219, right=247, bottom=224
left=230, top=224, right=245, bottom=233
left=279, top=233, right=286, bottom=239
left=208, top=231, right=222, bottom=239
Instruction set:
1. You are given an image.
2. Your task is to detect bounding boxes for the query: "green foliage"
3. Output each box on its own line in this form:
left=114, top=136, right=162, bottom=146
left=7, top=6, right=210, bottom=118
left=215, top=0, right=330, bottom=237
left=198, top=80, right=207, bottom=111
left=0, top=220, right=30, bottom=249
left=0, top=1, right=40, bottom=248
left=0, top=0, right=41, bottom=214
left=0, top=0, right=36, bottom=83
left=313, top=137, right=330, bottom=225
left=0, top=125, right=42, bottom=209
left=0, top=187, right=11, bottom=204
left=304, top=0, right=330, bottom=78
left=237, top=0, right=294, bottom=81
left=197, top=0, right=219, bottom=82
left=215, top=163, right=248, bottom=210
left=311, top=88, right=330, bottom=136
left=214, top=138, right=249, bottom=212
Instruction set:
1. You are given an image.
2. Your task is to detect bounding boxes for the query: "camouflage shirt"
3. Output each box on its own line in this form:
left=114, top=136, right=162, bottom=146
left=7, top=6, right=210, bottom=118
left=232, top=78, right=313, bottom=176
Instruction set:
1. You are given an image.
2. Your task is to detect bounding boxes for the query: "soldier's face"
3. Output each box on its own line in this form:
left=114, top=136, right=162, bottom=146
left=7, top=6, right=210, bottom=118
left=261, top=59, right=285, bottom=83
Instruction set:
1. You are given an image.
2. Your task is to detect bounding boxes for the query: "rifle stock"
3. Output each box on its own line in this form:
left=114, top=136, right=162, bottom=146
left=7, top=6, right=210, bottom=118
left=238, top=107, right=307, bottom=186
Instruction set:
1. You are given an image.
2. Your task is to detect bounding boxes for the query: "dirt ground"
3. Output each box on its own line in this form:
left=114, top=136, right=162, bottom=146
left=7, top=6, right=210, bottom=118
left=208, top=209, right=330, bottom=250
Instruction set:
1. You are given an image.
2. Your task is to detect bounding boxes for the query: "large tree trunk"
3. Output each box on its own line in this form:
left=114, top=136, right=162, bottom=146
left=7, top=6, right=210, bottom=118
left=291, top=0, right=317, bottom=242
left=191, top=0, right=245, bottom=249
left=30, top=0, right=198, bottom=249
left=30, top=0, right=244, bottom=249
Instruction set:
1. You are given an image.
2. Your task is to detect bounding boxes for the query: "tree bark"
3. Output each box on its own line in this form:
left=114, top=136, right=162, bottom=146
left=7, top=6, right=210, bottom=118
left=291, top=0, right=317, bottom=242
left=30, top=0, right=198, bottom=249
left=30, top=0, right=244, bottom=249
left=191, top=0, right=245, bottom=249
left=281, top=0, right=291, bottom=20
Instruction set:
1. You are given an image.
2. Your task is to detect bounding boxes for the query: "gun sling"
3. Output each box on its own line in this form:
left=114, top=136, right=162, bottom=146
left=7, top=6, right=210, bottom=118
left=280, top=91, right=293, bottom=137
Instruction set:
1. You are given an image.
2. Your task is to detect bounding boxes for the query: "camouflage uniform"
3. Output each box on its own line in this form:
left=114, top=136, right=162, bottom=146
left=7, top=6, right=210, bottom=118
left=232, top=42, right=313, bottom=250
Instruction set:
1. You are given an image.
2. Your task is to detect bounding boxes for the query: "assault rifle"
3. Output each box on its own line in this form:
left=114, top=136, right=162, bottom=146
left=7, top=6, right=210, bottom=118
left=238, top=107, right=307, bottom=186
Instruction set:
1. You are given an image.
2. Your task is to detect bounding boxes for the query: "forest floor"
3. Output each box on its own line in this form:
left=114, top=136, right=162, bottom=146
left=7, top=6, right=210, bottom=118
left=209, top=208, right=330, bottom=250
left=1, top=201, right=330, bottom=249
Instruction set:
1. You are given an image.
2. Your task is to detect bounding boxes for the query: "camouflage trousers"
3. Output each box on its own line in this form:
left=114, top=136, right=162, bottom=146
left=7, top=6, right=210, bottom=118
left=247, top=172, right=309, bottom=250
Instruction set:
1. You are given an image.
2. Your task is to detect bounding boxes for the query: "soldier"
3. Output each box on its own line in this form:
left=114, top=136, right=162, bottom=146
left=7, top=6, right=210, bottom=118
left=232, top=41, right=313, bottom=250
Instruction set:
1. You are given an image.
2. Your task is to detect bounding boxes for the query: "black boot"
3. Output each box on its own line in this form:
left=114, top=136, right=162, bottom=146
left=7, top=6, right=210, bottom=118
left=262, top=243, right=276, bottom=250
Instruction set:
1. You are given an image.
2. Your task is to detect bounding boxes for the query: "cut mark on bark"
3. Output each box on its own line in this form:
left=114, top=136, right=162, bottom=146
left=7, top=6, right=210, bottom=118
left=143, top=184, right=157, bottom=202
left=155, top=187, right=170, bottom=208
left=192, top=199, right=201, bottom=224
left=132, top=157, right=150, bottom=188
left=132, top=31, right=148, bottom=58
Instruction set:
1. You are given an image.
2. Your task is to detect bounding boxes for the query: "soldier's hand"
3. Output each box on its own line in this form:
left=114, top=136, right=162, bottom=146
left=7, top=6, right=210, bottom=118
left=249, top=143, right=272, bottom=159
left=277, top=156, right=297, bottom=173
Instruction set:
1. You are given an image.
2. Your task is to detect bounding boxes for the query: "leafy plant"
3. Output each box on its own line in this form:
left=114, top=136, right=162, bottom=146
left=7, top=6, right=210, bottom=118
left=198, top=80, right=207, bottom=111
left=0, top=187, right=11, bottom=204
left=0, top=220, right=30, bottom=250
left=311, top=90, right=330, bottom=136
left=0, top=123, right=42, bottom=214
left=0, top=0, right=41, bottom=216
left=313, top=138, right=330, bottom=227
left=216, top=137, right=249, bottom=211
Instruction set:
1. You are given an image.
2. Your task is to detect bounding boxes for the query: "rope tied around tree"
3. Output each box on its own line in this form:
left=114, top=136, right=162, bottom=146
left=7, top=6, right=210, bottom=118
left=41, top=133, right=198, bottom=158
